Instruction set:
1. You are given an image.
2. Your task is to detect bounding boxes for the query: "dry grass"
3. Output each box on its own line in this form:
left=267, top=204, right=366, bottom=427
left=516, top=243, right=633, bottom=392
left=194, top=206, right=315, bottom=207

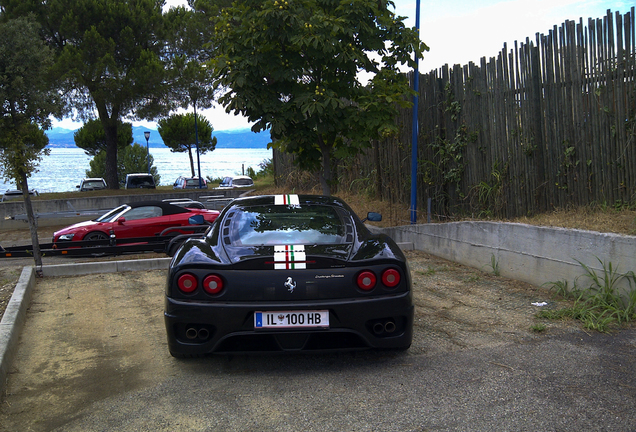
left=254, top=180, right=636, bottom=236
left=508, top=206, right=636, bottom=236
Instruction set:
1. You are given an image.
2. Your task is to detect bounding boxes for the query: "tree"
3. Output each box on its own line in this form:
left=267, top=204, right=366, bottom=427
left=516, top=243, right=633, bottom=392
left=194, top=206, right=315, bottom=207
left=74, top=119, right=133, bottom=157
left=0, top=16, right=64, bottom=270
left=158, top=113, right=217, bottom=177
left=86, top=143, right=160, bottom=187
left=164, top=2, right=219, bottom=112
left=211, top=0, right=427, bottom=194
left=1, top=0, right=171, bottom=190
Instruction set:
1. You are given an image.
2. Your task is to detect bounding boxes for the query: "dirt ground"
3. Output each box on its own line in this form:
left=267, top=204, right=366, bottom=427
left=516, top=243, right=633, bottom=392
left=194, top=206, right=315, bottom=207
left=0, top=224, right=164, bottom=321
left=0, top=248, right=583, bottom=430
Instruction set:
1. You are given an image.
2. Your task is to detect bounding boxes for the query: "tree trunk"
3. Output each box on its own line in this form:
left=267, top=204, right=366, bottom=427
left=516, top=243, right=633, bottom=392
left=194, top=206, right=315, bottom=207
left=102, top=119, right=119, bottom=189
left=96, top=101, right=120, bottom=190
left=318, top=137, right=332, bottom=196
left=188, top=146, right=195, bottom=177
left=19, top=174, right=43, bottom=274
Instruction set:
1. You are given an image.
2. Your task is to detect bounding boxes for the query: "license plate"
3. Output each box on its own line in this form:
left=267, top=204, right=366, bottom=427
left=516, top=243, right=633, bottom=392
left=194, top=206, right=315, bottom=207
left=254, top=310, right=329, bottom=329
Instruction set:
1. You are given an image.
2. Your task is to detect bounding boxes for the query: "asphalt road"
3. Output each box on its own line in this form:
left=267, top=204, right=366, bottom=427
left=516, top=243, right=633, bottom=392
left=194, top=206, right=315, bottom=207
left=1, top=257, right=635, bottom=431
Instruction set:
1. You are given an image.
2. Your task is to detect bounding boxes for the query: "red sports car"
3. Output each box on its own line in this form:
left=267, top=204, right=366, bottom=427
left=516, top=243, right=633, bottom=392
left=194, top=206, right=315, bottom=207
left=53, top=201, right=219, bottom=243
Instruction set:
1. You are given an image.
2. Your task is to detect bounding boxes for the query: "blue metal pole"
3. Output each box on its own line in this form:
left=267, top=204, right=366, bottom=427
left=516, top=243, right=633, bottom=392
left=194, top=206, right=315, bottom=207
left=410, top=0, right=421, bottom=225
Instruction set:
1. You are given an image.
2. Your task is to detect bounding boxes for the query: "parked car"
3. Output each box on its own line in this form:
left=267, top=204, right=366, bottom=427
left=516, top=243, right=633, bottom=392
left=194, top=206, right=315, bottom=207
left=215, top=175, right=254, bottom=189
left=173, top=176, right=208, bottom=189
left=1, top=189, right=39, bottom=202
left=164, top=194, right=413, bottom=357
left=125, top=173, right=156, bottom=189
left=53, top=200, right=219, bottom=243
left=76, top=178, right=107, bottom=192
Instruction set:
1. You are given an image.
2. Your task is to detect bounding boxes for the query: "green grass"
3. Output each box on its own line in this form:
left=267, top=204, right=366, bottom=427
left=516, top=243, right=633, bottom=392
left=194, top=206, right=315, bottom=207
left=416, top=267, right=436, bottom=276
left=530, top=323, right=546, bottom=332
left=483, top=254, right=500, bottom=276
left=539, top=258, right=636, bottom=332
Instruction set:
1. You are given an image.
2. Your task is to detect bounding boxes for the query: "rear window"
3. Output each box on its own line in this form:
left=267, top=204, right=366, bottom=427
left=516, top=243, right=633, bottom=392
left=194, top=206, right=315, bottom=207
left=233, top=178, right=253, bottom=186
left=226, top=205, right=347, bottom=246
left=186, top=178, right=203, bottom=186
left=127, top=175, right=155, bottom=187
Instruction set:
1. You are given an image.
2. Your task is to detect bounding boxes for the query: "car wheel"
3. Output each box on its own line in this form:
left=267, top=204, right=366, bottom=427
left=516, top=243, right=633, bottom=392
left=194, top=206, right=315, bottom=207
left=84, top=232, right=109, bottom=241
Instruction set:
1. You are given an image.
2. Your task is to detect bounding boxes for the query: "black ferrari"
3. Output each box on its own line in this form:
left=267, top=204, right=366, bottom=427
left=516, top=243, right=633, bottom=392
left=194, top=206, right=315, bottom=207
left=164, top=194, right=413, bottom=356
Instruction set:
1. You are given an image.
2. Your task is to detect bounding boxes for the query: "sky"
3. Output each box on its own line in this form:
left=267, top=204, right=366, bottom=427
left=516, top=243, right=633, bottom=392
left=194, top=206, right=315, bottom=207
left=52, top=0, right=632, bottom=131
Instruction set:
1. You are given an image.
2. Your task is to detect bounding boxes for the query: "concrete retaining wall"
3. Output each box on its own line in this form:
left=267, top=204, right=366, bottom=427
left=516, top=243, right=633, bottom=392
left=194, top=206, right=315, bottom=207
left=373, top=222, right=636, bottom=293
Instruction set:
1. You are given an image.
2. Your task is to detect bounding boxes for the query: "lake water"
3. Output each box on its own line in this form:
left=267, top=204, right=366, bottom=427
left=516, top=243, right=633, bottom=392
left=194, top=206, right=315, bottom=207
left=1, top=147, right=272, bottom=193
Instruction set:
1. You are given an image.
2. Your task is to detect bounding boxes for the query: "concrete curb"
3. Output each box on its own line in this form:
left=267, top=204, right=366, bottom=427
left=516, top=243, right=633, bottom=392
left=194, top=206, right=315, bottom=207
left=0, top=258, right=171, bottom=398
left=0, top=267, right=34, bottom=399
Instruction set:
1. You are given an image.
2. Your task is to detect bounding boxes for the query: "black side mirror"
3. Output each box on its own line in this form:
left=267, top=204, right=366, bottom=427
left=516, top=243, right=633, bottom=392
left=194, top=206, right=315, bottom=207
left=362, top=212, right=382, bottom=222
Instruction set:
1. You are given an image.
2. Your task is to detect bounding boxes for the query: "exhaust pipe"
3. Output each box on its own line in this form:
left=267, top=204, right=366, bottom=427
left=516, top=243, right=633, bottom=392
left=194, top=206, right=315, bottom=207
left=198, top=328, right=210, bottom=340
left=373, top=322, right=385, bottom=334
left=185, top=327, right=198, bottom=339
left=384, top=320, right=396, bottom=333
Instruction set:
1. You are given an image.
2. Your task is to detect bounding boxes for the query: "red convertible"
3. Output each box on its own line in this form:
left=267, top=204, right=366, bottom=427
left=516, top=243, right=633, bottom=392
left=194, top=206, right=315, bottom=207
left=53, top=201, right=219, bottom=243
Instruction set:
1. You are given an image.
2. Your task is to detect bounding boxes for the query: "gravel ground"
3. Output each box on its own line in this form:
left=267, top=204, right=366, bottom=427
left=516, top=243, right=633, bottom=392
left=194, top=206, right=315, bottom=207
left=2, top=227, right=636, bottom=431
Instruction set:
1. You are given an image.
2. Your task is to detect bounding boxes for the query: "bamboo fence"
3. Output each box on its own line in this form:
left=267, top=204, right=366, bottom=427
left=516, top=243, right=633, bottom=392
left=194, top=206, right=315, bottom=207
left=274, top=8, right=636, bottom=219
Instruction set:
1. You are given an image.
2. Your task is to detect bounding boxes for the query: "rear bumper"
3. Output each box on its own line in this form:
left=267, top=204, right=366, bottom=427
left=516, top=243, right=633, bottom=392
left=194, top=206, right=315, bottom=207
left=164, top=292, right=413, bottom=355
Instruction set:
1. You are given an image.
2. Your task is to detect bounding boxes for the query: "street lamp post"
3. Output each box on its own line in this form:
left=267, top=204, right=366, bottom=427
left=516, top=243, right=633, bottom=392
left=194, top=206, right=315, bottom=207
left=144, top=131, right=151, bottom=174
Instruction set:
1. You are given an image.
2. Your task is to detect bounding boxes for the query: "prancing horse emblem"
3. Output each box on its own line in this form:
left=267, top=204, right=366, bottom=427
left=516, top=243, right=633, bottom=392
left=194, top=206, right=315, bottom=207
left=285, top=277, right=296, bottom=293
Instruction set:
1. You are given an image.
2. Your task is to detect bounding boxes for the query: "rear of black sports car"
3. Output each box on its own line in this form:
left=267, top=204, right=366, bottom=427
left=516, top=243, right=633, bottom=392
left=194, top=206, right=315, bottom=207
left=164, top=195, right=413, bottom=357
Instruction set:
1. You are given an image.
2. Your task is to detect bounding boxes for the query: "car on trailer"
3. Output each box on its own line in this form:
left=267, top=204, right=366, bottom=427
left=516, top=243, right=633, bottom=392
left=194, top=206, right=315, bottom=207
left=53, top=200, right=219, bottom=243
left=164, top=194, right=413, bottom=357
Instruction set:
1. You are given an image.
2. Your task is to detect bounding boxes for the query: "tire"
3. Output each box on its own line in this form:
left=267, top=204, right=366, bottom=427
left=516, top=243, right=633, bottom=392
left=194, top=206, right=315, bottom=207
left=84, top=232, right=109, bottom=241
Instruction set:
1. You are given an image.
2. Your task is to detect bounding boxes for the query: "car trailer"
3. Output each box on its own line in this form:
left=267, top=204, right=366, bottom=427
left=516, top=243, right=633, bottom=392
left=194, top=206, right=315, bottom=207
left=0, top=225, right=211, bottom=259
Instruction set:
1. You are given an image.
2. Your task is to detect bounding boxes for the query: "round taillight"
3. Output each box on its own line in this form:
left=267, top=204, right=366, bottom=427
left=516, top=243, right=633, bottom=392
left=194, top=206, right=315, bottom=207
left=357, top=271, right=377, bottom=291
left=177, top=273, right=198, bottom=293
left=382, top=268, right=400, bottom=288
left=203, top=274, right=224, bottom=295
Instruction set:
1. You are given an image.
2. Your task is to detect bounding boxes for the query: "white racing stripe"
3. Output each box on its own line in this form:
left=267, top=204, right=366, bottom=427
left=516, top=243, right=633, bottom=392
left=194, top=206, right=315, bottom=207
left=274, top=194, right=300, bottom=206
left=274, top=244, right=306, bottom=270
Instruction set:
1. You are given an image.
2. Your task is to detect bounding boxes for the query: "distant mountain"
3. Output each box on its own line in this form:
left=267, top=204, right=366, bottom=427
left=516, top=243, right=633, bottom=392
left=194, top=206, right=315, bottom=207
left=45, top=128, right=76, bottom=147
left=45, top=126, right=271, bottom=149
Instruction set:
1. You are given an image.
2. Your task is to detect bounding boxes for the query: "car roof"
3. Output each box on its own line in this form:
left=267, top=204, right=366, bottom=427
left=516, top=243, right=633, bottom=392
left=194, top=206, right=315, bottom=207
left=232, top=175, right=253, bottom=180
left=125, top=200, right=192, bottom=215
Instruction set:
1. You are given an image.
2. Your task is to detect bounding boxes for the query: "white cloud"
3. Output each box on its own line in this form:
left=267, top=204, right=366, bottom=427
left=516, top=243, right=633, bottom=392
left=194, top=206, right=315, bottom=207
left=396, top=0, right=631, bottom=71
